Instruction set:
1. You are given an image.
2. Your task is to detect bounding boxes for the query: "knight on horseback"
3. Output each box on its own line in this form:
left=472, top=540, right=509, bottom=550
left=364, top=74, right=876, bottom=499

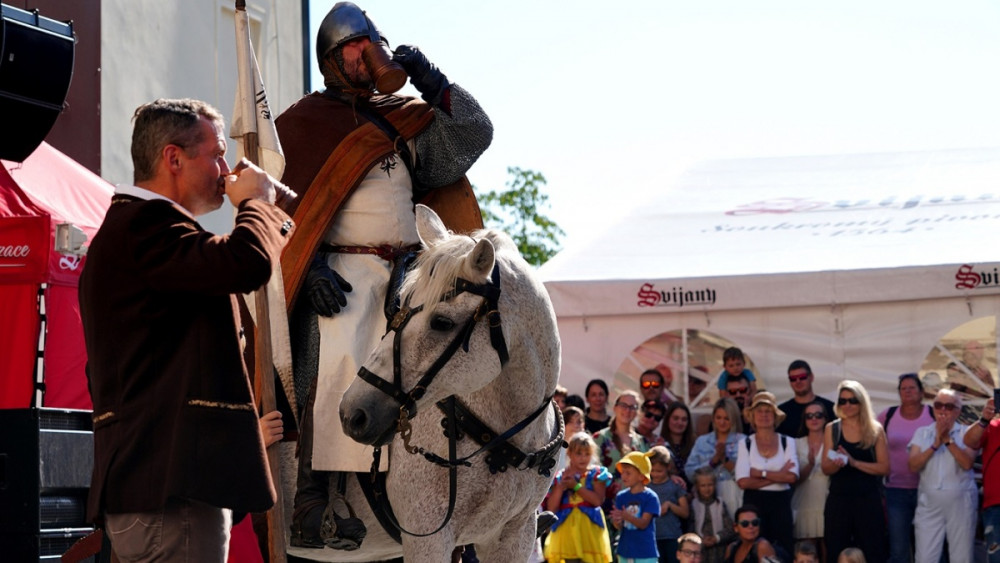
left=273, top=1, right=493, bottom=551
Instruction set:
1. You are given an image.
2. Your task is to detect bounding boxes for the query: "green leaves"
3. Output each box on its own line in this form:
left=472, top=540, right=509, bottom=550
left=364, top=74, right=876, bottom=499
left=475, top=167, right=564, bottom=266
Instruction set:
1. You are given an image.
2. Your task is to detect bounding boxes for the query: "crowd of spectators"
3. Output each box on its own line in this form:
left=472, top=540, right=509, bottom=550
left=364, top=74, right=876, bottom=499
left=538, top=349, right=997, bottom=563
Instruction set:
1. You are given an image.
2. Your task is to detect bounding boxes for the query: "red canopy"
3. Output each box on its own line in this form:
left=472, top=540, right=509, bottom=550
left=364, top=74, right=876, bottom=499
left=0, top=142, right=113, bottom=409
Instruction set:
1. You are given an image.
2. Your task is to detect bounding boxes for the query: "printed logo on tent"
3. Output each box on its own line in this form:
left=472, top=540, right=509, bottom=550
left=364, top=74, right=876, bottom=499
left=726, top=194, right=999, bottom=216
left=59, top=254, right=81, bottom=271
left=0, top=244, right=31, bottom=261
left=955, top=264, right=1000, bottom=290
left=637, top=283, right=716, bottom=308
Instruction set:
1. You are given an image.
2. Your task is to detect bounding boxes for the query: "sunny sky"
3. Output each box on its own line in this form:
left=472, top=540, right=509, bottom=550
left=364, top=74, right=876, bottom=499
left=306, top=0, right=1000, bottom=251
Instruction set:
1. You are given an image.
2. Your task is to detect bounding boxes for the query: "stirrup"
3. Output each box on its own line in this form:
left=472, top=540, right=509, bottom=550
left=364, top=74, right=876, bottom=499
left=321, top=494, right=367, bottom=551
left=289, top=498, right=326, bottom=549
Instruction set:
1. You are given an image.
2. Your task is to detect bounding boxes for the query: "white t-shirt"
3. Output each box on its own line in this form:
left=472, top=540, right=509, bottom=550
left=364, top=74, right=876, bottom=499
left=735, top=433, right=799, bottom=492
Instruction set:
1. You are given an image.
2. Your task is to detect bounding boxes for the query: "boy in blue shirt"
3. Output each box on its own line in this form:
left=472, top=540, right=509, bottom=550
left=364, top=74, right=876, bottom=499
left=611, top=451, right=661, bottom=563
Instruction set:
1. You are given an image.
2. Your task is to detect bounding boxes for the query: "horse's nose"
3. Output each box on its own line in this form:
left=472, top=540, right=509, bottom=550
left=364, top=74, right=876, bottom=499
left=343, top=408, right=369, bottom=439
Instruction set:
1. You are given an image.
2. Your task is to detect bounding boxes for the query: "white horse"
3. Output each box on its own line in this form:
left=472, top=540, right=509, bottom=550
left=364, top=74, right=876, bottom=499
left=286, top=204, right=562, bottom=562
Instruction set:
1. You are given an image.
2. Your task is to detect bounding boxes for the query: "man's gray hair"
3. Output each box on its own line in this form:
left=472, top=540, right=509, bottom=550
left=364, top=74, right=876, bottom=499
left=131, top=98, right=224, bottom=183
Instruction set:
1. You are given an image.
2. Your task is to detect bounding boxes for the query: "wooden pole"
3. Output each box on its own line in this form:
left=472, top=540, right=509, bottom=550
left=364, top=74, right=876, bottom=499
left=239, top=63, right=287, bottom=563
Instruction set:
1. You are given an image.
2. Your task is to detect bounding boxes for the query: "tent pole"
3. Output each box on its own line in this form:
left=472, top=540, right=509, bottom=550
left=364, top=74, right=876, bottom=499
left=32, top=283, right=47, bottom=408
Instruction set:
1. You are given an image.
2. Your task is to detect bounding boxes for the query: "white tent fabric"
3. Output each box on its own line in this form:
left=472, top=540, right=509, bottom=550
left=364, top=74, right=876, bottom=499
left=538, top=149, right=1000, bottom=412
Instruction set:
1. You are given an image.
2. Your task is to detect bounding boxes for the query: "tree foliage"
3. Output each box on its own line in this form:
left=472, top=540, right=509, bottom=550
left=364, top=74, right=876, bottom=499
left=475, top=166, right=564, bottom=266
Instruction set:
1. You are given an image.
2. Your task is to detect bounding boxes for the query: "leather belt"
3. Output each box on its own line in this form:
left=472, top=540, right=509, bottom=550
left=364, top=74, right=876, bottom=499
left=319, top=243, right=420, bottom=262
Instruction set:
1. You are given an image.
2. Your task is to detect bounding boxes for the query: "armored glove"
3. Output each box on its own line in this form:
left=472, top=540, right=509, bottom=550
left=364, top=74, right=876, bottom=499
left=392, top=45, right=450, bottom=108
left=305, top=254, right=353, bottom=317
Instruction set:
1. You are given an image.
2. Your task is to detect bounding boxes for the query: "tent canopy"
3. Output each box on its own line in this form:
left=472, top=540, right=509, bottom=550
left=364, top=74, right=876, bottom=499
left=538, top=149, right=1000, bottom=413
left=540, top=149, right=1000, bottom=316
left=0, top=142, right=113, bottom=409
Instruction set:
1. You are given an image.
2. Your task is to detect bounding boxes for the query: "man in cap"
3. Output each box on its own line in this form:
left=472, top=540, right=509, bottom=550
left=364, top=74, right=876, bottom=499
left=275, top=2, right=493, bottom=549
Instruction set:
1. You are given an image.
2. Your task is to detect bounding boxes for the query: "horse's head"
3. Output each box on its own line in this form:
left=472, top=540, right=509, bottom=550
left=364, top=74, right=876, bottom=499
left=340, top=204, right=559, bottom=446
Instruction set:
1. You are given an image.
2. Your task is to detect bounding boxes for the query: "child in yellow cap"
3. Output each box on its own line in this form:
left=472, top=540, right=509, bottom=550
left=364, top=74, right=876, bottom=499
left=610, top=450, right=661, bottom=563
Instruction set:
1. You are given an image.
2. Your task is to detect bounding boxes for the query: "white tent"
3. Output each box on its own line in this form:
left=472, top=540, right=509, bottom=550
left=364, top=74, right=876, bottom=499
left=538, top=149, right=1000, bottom=416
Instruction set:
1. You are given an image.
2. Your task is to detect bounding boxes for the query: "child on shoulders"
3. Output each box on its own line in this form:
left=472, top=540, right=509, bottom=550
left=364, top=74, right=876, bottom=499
left=716, top=348, right=758, bottom=398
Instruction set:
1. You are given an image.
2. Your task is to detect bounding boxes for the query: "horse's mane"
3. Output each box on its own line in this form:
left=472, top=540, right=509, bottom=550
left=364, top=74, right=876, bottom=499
left=400, top=228, right=518, bottom=308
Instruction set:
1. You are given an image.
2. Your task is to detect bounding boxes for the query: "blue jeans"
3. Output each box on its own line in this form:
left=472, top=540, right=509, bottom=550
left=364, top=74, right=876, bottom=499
left=985, top=504, right=1000, bottom=563
left=886, top=487, right=917, bottom=563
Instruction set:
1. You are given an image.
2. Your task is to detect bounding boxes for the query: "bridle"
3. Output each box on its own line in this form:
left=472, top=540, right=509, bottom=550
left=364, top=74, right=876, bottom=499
left=354, top=261, right=562, bottom=539
left=356, top=263, right=508, bottom=424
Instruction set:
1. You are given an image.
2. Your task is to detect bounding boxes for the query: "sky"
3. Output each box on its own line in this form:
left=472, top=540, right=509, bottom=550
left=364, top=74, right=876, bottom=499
left=306, top=0, right=1000, bottom=252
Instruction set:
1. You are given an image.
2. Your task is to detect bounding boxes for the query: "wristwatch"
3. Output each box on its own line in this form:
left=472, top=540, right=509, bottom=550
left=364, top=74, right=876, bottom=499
left=945, top=440, right=953, bottom=447
left=761, top=470, right=768, bottom=479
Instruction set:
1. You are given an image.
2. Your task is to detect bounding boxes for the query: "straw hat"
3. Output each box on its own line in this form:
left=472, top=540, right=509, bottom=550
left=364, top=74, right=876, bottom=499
left=617, top=450, right=653, bottom=484
left=744, top=391, right=787, bottom=425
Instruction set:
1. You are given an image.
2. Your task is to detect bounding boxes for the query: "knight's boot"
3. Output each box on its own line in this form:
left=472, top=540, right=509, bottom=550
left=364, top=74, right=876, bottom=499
left=320, top=474, right=367, bottom=551
left=289, top=387, right=329, bottom=548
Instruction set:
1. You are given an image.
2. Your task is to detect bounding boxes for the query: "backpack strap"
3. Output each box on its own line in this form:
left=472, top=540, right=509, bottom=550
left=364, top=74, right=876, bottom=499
left=831, top=419, right=842, bottom=447
left=884, top=405, right=898, bottom=430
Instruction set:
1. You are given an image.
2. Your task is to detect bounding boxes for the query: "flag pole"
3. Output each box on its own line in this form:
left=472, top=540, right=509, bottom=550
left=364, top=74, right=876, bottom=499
left=233, top=2, right=287, bottom=561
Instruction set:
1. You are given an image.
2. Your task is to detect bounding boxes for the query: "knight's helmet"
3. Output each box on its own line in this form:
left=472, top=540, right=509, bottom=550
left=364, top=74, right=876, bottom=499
left=316, top=2, right=405, bottom=94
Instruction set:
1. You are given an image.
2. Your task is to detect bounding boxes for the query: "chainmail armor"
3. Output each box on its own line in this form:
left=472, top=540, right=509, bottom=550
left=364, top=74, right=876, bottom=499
left=413, top=84, right=493, bottom=190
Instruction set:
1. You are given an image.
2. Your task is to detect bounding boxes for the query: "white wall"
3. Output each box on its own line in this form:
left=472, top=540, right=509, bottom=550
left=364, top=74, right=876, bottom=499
left=100, top=0, right=304, bottom=232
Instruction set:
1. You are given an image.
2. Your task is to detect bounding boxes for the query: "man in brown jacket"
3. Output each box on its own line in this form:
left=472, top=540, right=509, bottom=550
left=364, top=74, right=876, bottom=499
left=79, top=98, right=293, bottom=562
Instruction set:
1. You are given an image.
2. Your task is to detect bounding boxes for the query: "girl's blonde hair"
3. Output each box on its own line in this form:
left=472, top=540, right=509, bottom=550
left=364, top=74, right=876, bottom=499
left=835, top=380, right=880, bottom=449
left=566, top=432, right=598, bottom=465
left=837, top=547, right=867, bottom=563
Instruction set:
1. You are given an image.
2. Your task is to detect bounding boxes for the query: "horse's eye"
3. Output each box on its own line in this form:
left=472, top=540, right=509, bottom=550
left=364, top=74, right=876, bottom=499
left=430, top=315, right=455, bottom=331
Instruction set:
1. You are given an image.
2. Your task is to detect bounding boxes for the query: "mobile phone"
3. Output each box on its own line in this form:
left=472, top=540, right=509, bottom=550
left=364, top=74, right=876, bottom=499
left=994, top=388, right=1000, bottom=408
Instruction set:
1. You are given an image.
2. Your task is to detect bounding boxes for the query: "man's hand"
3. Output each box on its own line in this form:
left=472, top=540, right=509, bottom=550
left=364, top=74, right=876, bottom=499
left=305, top=255, right=352, bottom=316
left=226, top=159, right=276, bottom=206
left=392, top=45, right=450, bottom=108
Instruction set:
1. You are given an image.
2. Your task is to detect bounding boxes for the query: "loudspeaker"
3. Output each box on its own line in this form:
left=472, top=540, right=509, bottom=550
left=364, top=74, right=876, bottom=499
left=0, top=4, right=74, bottom=162
left=0, top=408, right=95, bottom=561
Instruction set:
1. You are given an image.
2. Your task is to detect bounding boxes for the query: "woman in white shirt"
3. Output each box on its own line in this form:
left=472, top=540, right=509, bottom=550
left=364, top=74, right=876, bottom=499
left=736, top=391, right=799, bottom=558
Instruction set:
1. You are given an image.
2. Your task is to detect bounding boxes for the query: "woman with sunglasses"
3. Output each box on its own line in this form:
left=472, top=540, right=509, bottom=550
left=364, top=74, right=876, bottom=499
left=637, top=399, right=668, bottom=447
left=735, top=392, right=798, bottom=559
left=876, top=373, right=935, bottom=563
left=907, top=389, right=977, bottom=563
left=686, top=398, right=746, bottom=518
left=821, top=380, right=889, bottom=563
left=723, top=505, right=777, bottom=563
left=790, top=401, right=830, bottom=562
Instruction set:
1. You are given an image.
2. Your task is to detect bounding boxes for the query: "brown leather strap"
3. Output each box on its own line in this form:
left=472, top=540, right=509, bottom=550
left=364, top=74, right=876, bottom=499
left=320, top=243, right=421, bottom=262
left=281, top=100, right=435, bottom=309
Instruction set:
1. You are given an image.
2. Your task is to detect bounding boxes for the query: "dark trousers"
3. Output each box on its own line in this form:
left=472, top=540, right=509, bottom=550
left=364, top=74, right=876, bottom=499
left=742, top=488, right=794, bottom=558
left=825, top=491, right=888, bottom=563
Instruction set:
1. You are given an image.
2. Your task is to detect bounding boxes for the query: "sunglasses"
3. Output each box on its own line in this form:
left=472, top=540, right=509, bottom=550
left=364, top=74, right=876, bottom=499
left=729, top=387, right=749, bottom=395
left=738, top=518, right=761, bottom=528
left=788, top=373, right=810, bottom=382
left=616, top=403, right=638, bottom=411
left=644, top=411, right=664, bottom=422
left=933, top=401, right=958, bottom=411
left=641, top=380, right=661, bottom=389
left=837, top=397, right=860, bottom=406
left=804, top=412, right=826, bottom=420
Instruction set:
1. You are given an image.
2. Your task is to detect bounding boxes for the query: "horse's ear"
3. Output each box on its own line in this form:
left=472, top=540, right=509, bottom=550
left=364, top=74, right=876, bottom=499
left=467, top=238, right=495, bottom=278
left=415, top=204, right=449, bottom=247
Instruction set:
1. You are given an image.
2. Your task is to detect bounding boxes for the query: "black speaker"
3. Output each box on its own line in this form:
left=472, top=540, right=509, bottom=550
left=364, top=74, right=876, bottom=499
left=0, top=408, right=95, bottom=561
left=0, top=3, right=74, bottom=162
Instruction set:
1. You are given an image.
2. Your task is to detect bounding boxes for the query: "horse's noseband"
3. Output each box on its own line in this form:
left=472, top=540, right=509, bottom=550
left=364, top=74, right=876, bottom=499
left=356, top=263, right=508, bottom=419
